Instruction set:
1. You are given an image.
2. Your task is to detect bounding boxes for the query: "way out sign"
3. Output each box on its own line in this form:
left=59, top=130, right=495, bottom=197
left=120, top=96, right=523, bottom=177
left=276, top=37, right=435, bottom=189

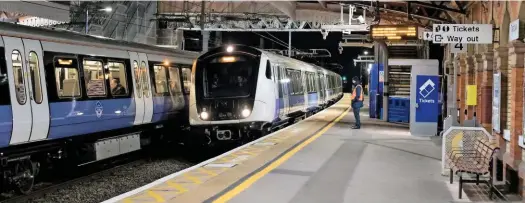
left=433, top=24, right=493, bottom=44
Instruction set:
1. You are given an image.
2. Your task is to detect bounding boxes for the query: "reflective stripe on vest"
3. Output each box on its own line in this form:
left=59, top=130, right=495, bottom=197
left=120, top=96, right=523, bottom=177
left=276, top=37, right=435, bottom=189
left=351, top=85, right=364, bottom=101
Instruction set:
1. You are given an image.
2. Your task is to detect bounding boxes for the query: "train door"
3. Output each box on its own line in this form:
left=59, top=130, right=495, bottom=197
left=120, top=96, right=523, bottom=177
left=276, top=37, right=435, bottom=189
left=272, top=64, right=283, bottom=118
left=302, top=71, right=307, bottom=111
left=128, top=52, right=145, bottom=125
left=317, top=72, right=325, bottom=105
left=22, top=39, right=50, bottom=142
left=3, top=37, right=50, bottom=144
left=279, top=65, right=290, bottom=116
left=137, top=53, right=153, bottom=123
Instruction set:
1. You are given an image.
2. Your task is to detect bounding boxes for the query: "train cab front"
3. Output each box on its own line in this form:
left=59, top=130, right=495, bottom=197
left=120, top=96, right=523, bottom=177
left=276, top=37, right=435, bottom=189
left=189, top=45, right=267, bottom=143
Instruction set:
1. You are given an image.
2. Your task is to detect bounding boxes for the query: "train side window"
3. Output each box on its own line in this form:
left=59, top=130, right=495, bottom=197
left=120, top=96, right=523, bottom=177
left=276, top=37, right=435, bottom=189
left=28, top=52, right=43, bottom=104
left=11, top=50, right=26, bottom=104
left=181, top=67, right=191, bottom=94
left=108, top=61, right=128, bottom=96
left=133, top=61, right=141, bottom=98
left=309, top=73, right=314, bottom=92
left=286, top=69, right=294, bottom=95
left=140, top=61, right=150, bottom=98
left=0, top=48, right=9, bottom=105
left=83, top=59, right=106, bottom=97
left=295, top=71, right=302, bottom=94
left=153, top=65, right=168, bottom=94
left=277, top=65, right=283, bottom=97
left=265, top=60, right=271, bottom=79
left=54, top=58, right=81, bottom=98
left=168, top=66, right=182, bottom=95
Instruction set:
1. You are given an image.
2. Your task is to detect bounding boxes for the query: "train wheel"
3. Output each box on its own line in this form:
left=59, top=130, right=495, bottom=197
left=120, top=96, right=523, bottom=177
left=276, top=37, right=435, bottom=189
left=13, top=159, right=36, bottom=194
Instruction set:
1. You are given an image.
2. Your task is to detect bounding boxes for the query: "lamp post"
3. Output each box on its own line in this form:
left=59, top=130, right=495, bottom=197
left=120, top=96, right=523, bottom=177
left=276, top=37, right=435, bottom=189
left=86, top=6, right=112, bottom=34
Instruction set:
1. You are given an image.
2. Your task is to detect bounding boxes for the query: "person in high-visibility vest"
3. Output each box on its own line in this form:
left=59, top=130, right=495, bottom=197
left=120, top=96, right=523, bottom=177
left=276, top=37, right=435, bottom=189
left=351, top=76, right=364, bottom=129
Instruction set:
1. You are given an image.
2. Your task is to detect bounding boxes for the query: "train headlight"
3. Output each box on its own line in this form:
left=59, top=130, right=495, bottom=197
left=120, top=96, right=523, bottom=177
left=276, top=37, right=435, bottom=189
left=241, top=108, right=251, bottom=118
left=200, top=111, right=209, bottom=120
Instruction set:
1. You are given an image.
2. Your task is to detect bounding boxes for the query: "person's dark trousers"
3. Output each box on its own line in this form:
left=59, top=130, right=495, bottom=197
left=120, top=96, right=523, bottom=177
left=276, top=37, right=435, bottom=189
left=353, top=107, right=361, bottom=128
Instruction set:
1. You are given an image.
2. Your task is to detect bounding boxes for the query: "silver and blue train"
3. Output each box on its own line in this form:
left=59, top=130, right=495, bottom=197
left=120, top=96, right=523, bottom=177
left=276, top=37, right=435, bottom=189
left=189, top=45, right=343, bottom=142
left=0, top=22, right=198, bottom=193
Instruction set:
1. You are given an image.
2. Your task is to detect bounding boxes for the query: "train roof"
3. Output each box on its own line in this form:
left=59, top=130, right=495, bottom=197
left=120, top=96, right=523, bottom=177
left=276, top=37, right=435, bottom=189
left=0, top=22, right=200, bottom=59
left=199, top=44, right=340, bottom=77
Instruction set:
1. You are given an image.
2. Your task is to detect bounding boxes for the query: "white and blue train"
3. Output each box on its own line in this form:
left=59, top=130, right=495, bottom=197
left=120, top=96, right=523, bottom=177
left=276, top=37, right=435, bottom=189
left=189, top=45, right=343, bottom=143
left=0, top=22, right=198, bottom=193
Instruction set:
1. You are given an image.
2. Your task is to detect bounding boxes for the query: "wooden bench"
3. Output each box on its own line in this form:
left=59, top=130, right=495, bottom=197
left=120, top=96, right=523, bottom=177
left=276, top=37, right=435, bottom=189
left=447, top=138, right=499, bottom=199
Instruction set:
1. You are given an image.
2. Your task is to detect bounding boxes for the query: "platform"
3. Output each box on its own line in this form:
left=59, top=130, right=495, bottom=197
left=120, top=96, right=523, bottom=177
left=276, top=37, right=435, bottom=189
left=103, top=94, right=464, bottom=203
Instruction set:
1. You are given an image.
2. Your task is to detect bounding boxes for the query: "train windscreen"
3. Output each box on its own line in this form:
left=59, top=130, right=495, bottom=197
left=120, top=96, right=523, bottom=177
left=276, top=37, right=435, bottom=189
left=202, top=55, right=257, bottom=98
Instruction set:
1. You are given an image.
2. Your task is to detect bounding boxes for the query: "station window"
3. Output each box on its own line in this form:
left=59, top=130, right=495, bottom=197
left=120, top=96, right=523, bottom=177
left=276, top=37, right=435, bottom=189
left=28, top=52, right=43, bottom=104
left=153, top=65, right=168, bottom=94
left=83, top=59, right=106, bottom=97
left=167, top=66, right=182, bottom=95
left=181, top=67, right=191, bottom=94
left=133, top=61, right=141, bottom=98
left=55, top=58, right=81, bottom=98
left=108, top=61, right=128, bottom=96
left=140, top=61, right=149, bottom=98
left=12, top=50, right=26, bottom=104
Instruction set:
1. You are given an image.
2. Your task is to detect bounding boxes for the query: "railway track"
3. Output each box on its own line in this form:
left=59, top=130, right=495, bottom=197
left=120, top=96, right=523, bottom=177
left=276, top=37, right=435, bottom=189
left=0, top=156, right=146, bottom=203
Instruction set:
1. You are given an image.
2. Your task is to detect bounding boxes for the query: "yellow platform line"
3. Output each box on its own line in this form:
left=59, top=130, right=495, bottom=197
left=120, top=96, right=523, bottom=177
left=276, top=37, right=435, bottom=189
left=199, top=167, right=218, bottom=176
left=121, top=198, right=133, bottom=203
left=212, top=106, right=350, bottom=203
left=146, top=190, right=165, bottom=202
left=184, top=173, right=202, bottom=184
left=166, top=180, right=188, bottom=193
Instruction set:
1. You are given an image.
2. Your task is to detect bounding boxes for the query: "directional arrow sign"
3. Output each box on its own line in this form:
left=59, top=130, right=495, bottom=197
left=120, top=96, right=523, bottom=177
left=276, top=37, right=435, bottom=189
left=423, top=32, right=433, bottom=41
left=432, top=24, right=493, bottom=44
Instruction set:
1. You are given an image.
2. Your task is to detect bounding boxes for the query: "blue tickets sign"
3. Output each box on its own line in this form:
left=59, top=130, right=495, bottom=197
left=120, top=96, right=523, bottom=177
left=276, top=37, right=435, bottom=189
left=415, top=75, right=440, bottom=122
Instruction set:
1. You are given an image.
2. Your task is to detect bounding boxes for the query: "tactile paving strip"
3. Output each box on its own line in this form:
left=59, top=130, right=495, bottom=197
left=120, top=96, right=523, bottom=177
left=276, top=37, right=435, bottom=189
left=119, top=128, right=302, bottom=202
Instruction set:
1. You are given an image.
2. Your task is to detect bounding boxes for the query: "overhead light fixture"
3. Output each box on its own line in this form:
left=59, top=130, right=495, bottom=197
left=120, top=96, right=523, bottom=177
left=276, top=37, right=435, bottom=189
left=100, top=7, right=112, bottom=12
left=226, top=45, right=234, bottom=53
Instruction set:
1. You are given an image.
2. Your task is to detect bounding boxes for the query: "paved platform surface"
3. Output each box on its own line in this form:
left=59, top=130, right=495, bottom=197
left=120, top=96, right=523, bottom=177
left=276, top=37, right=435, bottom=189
left=104, top=94, right=511, bottom=203
left=222, top=110, right=453, bottom=203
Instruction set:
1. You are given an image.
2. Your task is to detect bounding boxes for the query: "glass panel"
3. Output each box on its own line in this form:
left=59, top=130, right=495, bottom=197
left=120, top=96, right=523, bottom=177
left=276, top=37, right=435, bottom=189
left=168, top=67, right=182, bottom=95
left=265, top=61, right=271, bottom=79
left=28, top=52, right=42, bottom=103
left=181, top=68, right=191, bottom=93
left=153, top=65, right=168, bottom=94
left=12, top=50, right=26, bottom=104
left=83, top=60, right=106, bottom=97
left=55, top=58, right=81, bottom=98
left=286, top=69, right=293, bottom=94
left=0, top=49, right=9, bottom=105
left=108, top=62, right=128, bottom=96
left=203, top=57, right=255, bottom=98
left=140, top=61, right=149, bottom=98
left=277, top=66, right=283, bottom=98
left=133, top=61, right=141, bottom=98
